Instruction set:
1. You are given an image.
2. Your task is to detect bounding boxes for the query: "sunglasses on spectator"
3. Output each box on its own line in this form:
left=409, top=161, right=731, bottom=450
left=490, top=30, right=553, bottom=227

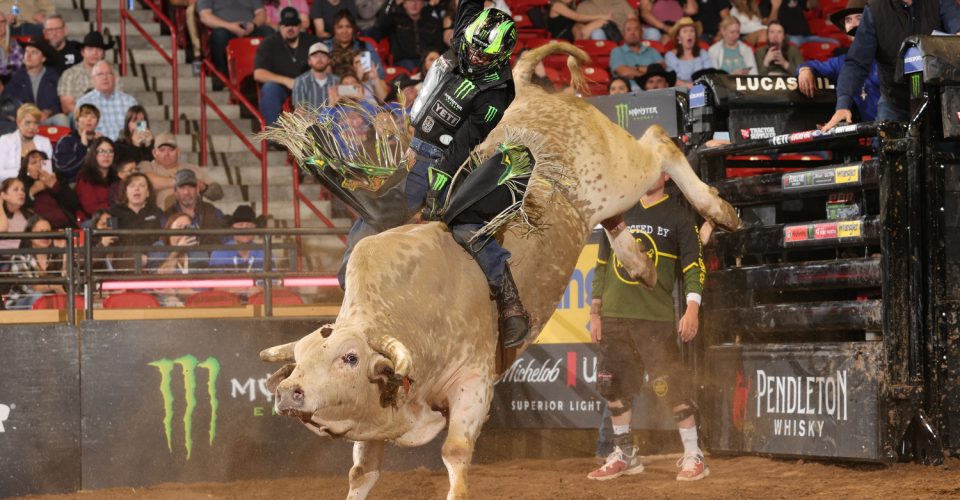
left=96, top=149, right=115, bottom=155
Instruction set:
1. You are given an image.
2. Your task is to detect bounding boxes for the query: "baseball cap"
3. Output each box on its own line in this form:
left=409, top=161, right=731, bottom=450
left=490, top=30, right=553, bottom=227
left=308, top=42, right=329, bottom=56
left=174, top=169, right=198, bottom=188
left=155, top=132, right=177, bottom=148
left=279, top=7, right=301, bottom=27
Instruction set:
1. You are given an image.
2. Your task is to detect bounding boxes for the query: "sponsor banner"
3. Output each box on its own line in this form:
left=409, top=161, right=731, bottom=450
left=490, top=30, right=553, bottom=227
left=587, top=88, right=682, bottom=138
left=781, top=164, right=863, bottom=191
left=489, top=343, right=674, bottom=430
left=537, top=241, right=597, bottom=344
left=783, top=220, right=862, bottom=246
left=0, top=324, right=81, bottom=497
left=79, top=319, right=442, bottom=489
left=689, top=84, right=707, bottom=109
left=703, top=342, right=882, bottom=460
left=903, top=46, right=924, bottom=75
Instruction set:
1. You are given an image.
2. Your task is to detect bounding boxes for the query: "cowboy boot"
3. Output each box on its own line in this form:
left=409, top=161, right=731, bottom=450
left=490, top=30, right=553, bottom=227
left=494, top=264, right=529, bottom=348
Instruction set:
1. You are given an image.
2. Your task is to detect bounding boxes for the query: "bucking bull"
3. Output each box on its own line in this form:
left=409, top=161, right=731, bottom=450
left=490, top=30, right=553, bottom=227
left=260, top=42, right=741, bottom=499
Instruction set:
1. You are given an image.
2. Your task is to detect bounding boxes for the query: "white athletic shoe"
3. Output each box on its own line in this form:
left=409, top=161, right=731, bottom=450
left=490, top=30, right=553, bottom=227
left=676, top=453, right=710, bottom=481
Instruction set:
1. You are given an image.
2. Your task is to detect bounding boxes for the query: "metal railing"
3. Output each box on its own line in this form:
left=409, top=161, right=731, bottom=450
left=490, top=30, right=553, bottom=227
left=0, top=230, right=78, bottom=324
left=96, top=0, right=102, bottom=32
left=198, top=59, right=269, bottom=216
left=118, top=0, right=179, bottom=134
left=291, top=161, right=350, bottom=246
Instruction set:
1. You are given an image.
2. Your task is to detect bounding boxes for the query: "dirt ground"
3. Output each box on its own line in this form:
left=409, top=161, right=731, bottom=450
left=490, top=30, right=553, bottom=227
left=17, top=455, right=960, bottom=500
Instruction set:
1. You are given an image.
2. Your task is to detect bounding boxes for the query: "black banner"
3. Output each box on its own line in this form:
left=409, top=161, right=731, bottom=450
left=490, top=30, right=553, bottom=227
left=79, top=319, right=443, bottom=490
left=0, top=324, right=81, bottom=498
left=587, top=88, right=683, bottom=138
left=703, top=342, right=882, bottom=460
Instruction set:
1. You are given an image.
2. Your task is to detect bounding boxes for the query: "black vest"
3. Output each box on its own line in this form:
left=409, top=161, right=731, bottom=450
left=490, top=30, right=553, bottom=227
left=413, top=51, right=512, bottom=148
left=870, top=0, right=941, bottom=106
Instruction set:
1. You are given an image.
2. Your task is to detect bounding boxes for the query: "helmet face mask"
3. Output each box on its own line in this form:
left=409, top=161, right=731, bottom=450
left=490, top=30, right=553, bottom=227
left=457, top=8, right=517, bottom=77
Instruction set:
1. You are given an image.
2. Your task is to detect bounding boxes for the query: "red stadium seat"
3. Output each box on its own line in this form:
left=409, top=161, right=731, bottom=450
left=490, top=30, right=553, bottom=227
left=819, top=0, right=847, bottom=14
left=39, top=126, right=72, bottom=144
left=517, top=28, right=551, bottom=41
left=226, top=37, right=262, bottom=91
left=248, top=288, right=305, bottom=306
left=561, top=65, right=610, bottom=95
left=184, top=290, right=242, bottom=307
left=33, top=294, right=84, bottom=310
left=810, top=17, right=844, bottom=38
left=574, top=39, right=615, bottom=58
left=507, top=0, right=549, bottom=17
left=384, top=65, right=410, bottom=85
left=103, top=291, right=161, bottom=309
left=376, top=38, right=392, bottom=66
left=801, top=42, right=838, bottom=62
left=641, top=40, right=668, bottom=55
left=513, top=13, right=534, bottom=29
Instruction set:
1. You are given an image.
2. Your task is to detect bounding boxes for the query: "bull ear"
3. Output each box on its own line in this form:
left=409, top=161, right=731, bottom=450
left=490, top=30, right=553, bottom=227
left=367, top=334, right=412, bottom=379
left=260, top=341, right=297, bottom=362
left=368, top=355, right=395, bottom=384
left=266, top=363, right=296, bottom=393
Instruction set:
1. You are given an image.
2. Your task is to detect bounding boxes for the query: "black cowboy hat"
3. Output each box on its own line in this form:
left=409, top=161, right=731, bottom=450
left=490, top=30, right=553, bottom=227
left=635, top=63, right=677, bottom=89
left=81, top=31, right=115, bottom=51
left=21, top=35, right=58, bottom=65
left=829, top=0, right=868, bottom=36
left=226, top=205, right=266, bottom=227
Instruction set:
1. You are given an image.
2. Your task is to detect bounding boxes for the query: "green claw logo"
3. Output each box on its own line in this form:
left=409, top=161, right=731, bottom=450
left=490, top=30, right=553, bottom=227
left=615, top=103, right=629, bottom=129
left=149, top=355, right=221, bottom=460
left=454, top=80, right=476, bottom=99
left=910, top=73, right=922, bottom=98
left=484, top=105, right=498, bottom=123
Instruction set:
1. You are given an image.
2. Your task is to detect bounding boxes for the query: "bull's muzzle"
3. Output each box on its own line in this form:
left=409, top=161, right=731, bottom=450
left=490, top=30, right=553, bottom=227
left=275, top=382, right=307, bottom=416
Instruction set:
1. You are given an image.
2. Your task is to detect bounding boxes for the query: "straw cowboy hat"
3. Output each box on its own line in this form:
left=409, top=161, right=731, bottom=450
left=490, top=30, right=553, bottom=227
left=667, top=17, right=703, bottom=41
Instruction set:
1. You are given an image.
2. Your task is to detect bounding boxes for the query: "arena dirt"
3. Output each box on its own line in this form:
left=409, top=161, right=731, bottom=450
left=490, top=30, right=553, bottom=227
left=17, top=456, right=960, bottom=499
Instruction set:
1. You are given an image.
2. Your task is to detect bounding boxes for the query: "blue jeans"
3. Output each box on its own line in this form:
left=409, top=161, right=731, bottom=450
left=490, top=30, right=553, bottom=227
left=259, top=82, right=290, bottom=126
left=876, top=95, right=910, bottom=122
left=450, top=223, right=511, bottom=287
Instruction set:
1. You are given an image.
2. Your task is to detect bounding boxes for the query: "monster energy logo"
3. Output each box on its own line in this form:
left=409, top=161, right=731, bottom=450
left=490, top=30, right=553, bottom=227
left=483, top=72, right=499, bottom=82
left=910, top=73, right=922, bottom=98
left=149, top=355, right=221, bottom=460
left=615, top=103, right=630, bottom=129
left=484, top=106, right=498, bottom=122
left=454, top=80, right=476, bottom=99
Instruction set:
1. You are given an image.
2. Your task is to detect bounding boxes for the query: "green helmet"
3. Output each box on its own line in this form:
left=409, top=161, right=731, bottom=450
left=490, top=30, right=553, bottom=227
left=457, top=8, right=517, bottom=77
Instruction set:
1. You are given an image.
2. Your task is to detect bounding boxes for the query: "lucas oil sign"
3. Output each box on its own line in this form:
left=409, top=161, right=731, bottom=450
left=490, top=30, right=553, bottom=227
left=704, top=342, right=882, bottom=460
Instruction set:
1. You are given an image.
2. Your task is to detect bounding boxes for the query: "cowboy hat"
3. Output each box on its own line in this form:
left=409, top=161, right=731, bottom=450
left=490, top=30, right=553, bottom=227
left=829, top=0, right=868, bottom=36
left=636, top=63, right=677, bottom=89
left=667, top=17, right=703, bottom=41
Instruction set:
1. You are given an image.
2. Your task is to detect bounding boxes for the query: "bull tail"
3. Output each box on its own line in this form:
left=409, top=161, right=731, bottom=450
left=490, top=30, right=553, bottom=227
left=513, top=42, right=591, bottom=94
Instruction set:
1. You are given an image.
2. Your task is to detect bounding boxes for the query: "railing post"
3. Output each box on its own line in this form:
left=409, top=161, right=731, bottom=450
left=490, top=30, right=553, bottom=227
left=200, top=64, right=207, bottom=166
left=264, top=234, right=273, bottom=317
left=292, top=161, right=303, bottom=272
left=84, top=227, right=94, bottom=320
left=65, top=229, right=75, bottom=326
left=97, top=0, right=103, bottom=32
left=119, top=0, right=127, bottom=76
left=171, top=29, right=179, bottom=134
left=260, top=135, right=268, bottom=217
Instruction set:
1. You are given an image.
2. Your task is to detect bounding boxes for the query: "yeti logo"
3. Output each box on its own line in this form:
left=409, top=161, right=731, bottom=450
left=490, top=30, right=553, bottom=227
left=0, top=403, right=11, bottom=432
left=432, top=101, right=461, bottom=127
left=149, top=355, right=221, bottom=460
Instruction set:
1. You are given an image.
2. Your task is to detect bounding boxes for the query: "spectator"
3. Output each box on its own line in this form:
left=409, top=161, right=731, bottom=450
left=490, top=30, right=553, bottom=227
left=356, top=0, right=388, bottom=37
left=74, top=136, right=118, bottom=216
left=708, top=17, right=758, bottom=75
left=197, top=0, right=274, bottom=89
left=728, top=0, right=767, bottom=46
left=351, top=51, right=388, bottom=102
left=139, top=132, right=222, bottom=210
left=575, top=0, right=636, bottom=36
left=42, top=14, right=80, bottom=73
left=338, top=73, right=379, bottom=104
left=0, top=12, right=24, bottom=85
left=385, top=73, right=420, bottom=106
left=796, top=0, right=879, bottom=122
left=328, top=11, right=385, bottom=80
left=693, top=0, right=729, bottom=41
left=108, top=172, right=163, bottom=249
left=210, top=205, right=268, bottom=270
left=610, top=19, right=665, bottom=90
left=418, top=48, right=442, bottom=77
left=756, top=21, right=803, bottom=75
left=0, top=104, right=52, bottom=180
left=149, top=211, right=210, bottom=280
left=114, top=105, right=155, bottom=164
left=57, top=31, right=113, bottom=116
left=254, top=7, right=319, bottom=125
left=0, top=0, right=52, bottom=37
left=5, top=215, right=66, bottom=309
left=665, top=17, right=713, bottom=86
left=608, top=76, right=630, bottom=93
left=52, top=103, right=99, bottom=182
left=163, top=169, right=225, bottom=244
left=639, top=0, right=698, bottom=42
left=0, top=176, right=31, bottom=250
left=636, top=62, right=677, bottom=89
left=311, top=0, right=359, bottom=38
left=1, top=35, right=66, bottom=126
left=18, top=149, right=81, bottom=229
left=265, top=0, right=310, bottom=29
left=75, top=61, right=139, bottom=140
left=761, top=0, right=833, bottom=46
left=108, top=157, right=138, bottom=203
left=548, top=0, right=613, bottom=42
left=185, top=0, right=203, bottom=75
left=822, top=0, right=960, bottom=130
left=84, top=208, right=116, bottom=271
left=378, top=0, right=444, bottom=71
left=292, top=42, right=341, bottom=108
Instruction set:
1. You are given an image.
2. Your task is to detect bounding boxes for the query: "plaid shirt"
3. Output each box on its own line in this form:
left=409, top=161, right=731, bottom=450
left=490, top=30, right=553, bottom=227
left=58, top=63, right=125, bottom=100
left=0, top=40, right=24, bottom=78
left=75, top=89, right=140, bottom=140
left=292, top=70, right=339, bottom=108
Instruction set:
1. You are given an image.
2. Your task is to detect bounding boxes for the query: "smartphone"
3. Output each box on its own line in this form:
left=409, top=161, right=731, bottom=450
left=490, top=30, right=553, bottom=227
left=41, top=159, right=52, bottom=172
left=338, top=84, right=359, bottom=97
left=359, top=51, right=372, bottom=73
left=107, top=217, right=118, bottom=230
left=136, top=120, right=148, bottom=132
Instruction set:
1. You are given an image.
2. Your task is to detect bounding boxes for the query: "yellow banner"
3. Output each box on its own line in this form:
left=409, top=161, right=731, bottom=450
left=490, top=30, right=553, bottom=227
left=535, top=244, right=598, bottom=344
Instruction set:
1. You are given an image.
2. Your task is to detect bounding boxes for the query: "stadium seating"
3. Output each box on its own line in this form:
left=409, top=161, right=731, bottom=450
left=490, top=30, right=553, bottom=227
left=384, top=66, right=410, bottom=85
left=33, top=294, right=84, bottom=310
left=507, top=0, right=549, bottom=17
left=226, top=37, right=262, bottom=92
left=641, top=40, right=668, bottom=55
left=103, top=291, right=162, bottom=309
left=574, top=39, right=615, bottom=68
left=560, top=65, right=610, bottom=95
left=248, top=288, right=304, bottom=306
left=39, top=126, right=72, bottom=144
left=184, top=290, right=242, bottom=307
left=801, top=42, right=838, bottom=62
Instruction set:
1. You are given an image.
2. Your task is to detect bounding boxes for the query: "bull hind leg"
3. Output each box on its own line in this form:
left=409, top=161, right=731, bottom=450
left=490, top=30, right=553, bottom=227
left=347, top=440, right=385, bottom=500
left=639, top=127, right=742, bottom=232
left=442, top=376, right=494, bottom=500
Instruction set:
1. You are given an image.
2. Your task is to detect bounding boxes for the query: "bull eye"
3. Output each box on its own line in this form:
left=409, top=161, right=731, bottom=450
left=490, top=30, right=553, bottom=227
left=342, top=353, right=359, bottom=366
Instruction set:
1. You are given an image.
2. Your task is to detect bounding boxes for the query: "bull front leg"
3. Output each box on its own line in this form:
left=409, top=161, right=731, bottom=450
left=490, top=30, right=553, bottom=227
left=442, top=376, right=493, bottom=500
left=347, top=440, right=385, bottom=500
left=601, top=215, right=656, bottom=289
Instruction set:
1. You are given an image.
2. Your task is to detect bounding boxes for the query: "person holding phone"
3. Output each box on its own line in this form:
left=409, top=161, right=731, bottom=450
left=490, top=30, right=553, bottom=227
left=17, top=149, right=82, bottom=229
left=350, top=50, right=388, bottom=102
left=115, top=105, right=155, bottom=163
left=162, top=169, right=226, bottom=245
left=755, top=21, right=803, bottom=76
left=53, top=103, right=101, bottom=183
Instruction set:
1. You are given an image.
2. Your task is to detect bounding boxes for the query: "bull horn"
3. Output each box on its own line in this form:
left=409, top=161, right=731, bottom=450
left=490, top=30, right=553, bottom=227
left=260, top=341, right=296, bottom=362
left=367, top=334, right=412, bottom=379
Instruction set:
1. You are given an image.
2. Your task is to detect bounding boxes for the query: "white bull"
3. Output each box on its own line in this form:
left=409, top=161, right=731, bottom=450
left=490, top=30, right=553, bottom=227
left=261, top=42, right=741, bottom=499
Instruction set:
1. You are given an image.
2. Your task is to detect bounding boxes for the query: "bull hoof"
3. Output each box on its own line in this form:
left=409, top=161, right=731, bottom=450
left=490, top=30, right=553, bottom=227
left=711, top=198, right=743, bottom=233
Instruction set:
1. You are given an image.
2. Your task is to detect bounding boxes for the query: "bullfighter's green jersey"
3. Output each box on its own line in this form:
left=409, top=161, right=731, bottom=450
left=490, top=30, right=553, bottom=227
left=591, top=194, right=705, bottom=322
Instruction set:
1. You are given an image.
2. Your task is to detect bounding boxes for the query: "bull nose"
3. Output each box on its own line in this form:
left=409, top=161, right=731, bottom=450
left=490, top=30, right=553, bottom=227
left=277, top=383, right=305, bottom=411
left=293, top=387, right=304, bottom=402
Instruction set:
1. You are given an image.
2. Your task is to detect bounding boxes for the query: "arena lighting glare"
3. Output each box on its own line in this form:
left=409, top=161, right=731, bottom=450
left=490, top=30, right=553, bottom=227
left=281, top=277, right=341, bottom=287
left=101, top=277, right=342, bottom=290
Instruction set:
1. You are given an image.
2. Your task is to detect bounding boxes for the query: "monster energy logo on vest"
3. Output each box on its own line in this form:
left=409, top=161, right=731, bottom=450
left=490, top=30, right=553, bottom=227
left=484, top=105, right=498, bottom=122
left=615, top=103, right=629, bottom=129
left=455, top=80, right=477, bottom=99
left=149, top=355, right=221, bottom=460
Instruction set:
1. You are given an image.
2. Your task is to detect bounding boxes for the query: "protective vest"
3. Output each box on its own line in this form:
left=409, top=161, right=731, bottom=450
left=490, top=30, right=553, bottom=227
left=409, top=49, right=512, bottom=149
left=870, top=0, right=940, bottom=106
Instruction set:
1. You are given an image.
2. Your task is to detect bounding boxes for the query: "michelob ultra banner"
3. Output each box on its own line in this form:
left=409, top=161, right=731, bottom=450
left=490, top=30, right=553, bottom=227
left=536, top=242, right=598, bottom=344
left=587, top=88, right=683, bottom=138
